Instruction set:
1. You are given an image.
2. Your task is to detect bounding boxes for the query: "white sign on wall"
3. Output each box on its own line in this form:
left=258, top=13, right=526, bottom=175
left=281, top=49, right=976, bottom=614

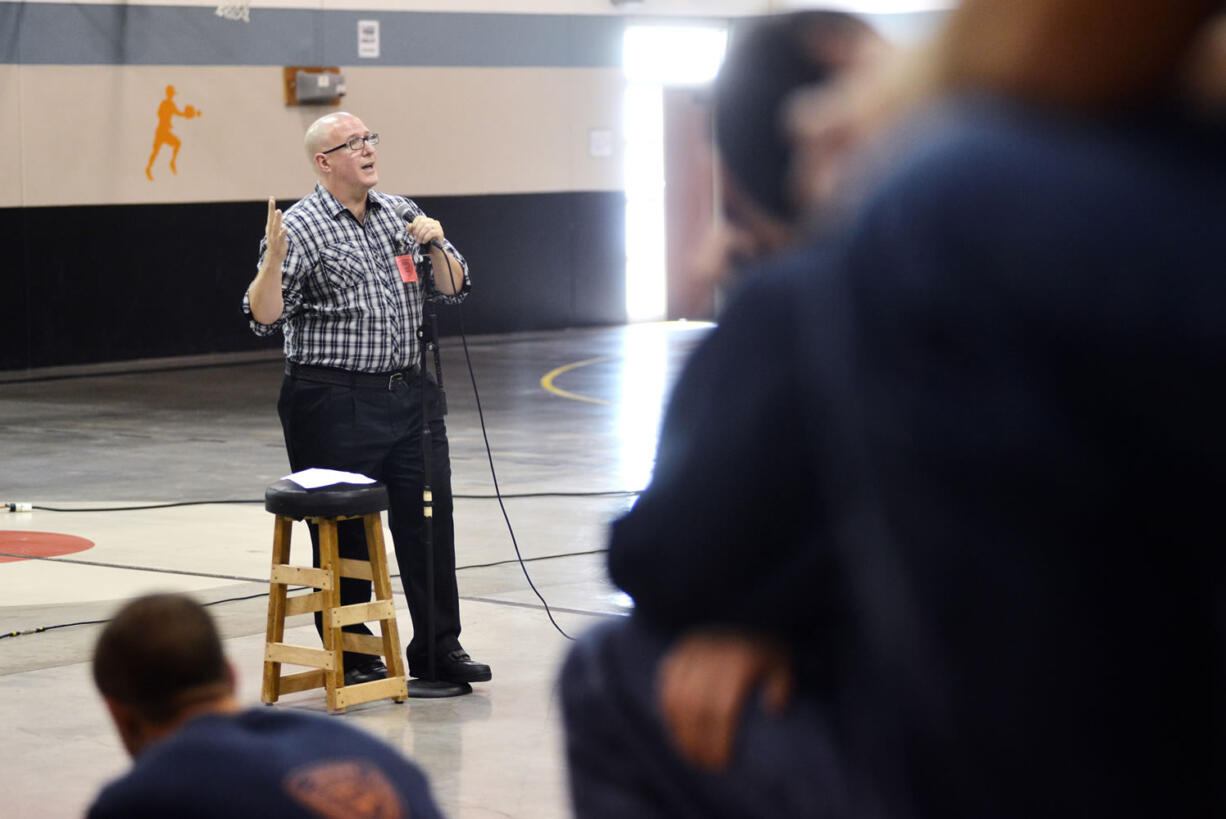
left=588, top=129, right=613, bottom=158
left=358, top=20, right=380, bottom=59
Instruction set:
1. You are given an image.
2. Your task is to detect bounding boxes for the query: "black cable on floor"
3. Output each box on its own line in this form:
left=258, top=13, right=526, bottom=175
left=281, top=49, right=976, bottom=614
left=0, top=589, right=276, bottom=640
left=453, top=547, right=607, bottom=572
left=20, top=490, right=639, bottom=513
left=0, top=544, right=611, bottom=640
left=28, top=500, right=260, bottom=513
left=454, top=299, right=575, bottom=641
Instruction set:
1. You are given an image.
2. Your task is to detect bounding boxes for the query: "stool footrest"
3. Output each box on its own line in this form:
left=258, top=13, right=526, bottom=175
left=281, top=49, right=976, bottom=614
left=332, top=599, right=396, bottom=628
left=271, top=564, right=333, bottom=590
left=336, top=677, right=409, bottom=709
left=337, top=557, right=374, bottom=581
left=340, top=632, right=387, bottom=655
left=285, top=591, right=325, bottom=616
left=276, top=669, right=327, bottom=695
left=266, top=643, right=337, bottom=670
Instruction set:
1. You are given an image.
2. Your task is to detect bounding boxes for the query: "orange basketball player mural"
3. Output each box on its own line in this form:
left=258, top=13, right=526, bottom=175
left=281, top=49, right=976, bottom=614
left=145, top=85, right=201, bottom=181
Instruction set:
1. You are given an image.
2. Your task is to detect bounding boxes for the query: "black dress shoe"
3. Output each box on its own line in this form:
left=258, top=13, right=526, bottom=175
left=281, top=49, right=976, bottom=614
left=410, top=649, right=491, bottom=683
left=343, top=660, right=388, bottom=686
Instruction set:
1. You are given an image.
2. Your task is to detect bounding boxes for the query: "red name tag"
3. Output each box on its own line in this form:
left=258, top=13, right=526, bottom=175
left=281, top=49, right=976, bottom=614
left=395, top=255, right=418, bottom=283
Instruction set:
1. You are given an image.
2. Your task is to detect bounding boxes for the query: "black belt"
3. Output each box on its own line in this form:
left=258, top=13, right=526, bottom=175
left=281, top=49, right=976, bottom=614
left=286, top=361, right=421, bottom=390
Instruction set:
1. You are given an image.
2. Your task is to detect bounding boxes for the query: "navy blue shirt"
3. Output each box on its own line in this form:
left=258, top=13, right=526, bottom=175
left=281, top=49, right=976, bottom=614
left=89, top=708, right=444, bottom=818
left=609, top=98, right=1226, bottom=817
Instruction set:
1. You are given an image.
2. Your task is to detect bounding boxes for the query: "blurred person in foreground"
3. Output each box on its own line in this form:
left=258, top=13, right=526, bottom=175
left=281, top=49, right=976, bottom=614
left=89, top=593, right=444, bottom=818
left=691, top=10, right=885, bottom=286
left=560, top=1, right=1226, bottom=816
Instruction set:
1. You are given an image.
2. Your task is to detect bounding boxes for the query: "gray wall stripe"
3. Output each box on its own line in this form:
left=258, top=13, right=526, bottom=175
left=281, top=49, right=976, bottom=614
left=1, top=3, right=629, bottom=67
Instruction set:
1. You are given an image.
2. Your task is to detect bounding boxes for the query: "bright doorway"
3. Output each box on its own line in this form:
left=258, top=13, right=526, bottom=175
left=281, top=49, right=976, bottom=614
left=622, top=24, right=728, bottom=323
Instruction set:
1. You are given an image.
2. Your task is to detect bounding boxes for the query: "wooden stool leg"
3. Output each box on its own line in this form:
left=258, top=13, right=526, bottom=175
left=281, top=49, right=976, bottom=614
left=262, top=515, right=293, bottom=704
left=318, top=518, right=345, bottom=713
left=364, top=513, right=407, bottom=701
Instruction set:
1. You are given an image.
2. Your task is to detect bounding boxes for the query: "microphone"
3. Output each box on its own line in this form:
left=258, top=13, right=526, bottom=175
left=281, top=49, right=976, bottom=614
left=394, top=203, right=444, bottom=251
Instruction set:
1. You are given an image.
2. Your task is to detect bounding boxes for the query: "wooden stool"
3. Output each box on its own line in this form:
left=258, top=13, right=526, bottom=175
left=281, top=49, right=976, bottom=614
left=261, top=477, right=408, bottom=713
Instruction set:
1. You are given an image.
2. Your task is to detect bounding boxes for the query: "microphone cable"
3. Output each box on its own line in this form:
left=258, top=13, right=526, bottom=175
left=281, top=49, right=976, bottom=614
left=5, top=490, right=638, bottom=514
left=435, top=249, right=578, bottom=641
left=0, top=547, right=616, bottom=641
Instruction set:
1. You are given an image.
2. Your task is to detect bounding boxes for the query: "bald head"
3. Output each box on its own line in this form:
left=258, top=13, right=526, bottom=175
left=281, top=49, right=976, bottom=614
left=304, top=112, right=360, bottom=165
left=302, top=111, right=379, bottom=204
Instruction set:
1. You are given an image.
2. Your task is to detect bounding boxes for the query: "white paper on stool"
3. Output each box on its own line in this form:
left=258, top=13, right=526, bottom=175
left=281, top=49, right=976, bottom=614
left=283, top=468, right=376, bottom=489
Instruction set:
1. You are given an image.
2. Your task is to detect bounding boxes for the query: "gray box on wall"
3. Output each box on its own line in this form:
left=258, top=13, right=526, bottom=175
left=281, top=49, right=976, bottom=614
left=283, top=67, right=346, bottom=105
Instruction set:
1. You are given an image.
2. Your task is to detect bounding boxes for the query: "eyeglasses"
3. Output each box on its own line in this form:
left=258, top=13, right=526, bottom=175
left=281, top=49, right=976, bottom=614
left=321, top=133, right=380, bottom=154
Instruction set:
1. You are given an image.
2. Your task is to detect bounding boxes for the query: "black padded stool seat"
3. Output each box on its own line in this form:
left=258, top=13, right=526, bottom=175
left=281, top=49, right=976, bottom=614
left=261, top=475, right=407, bottom=713
left=264, top=478, right=389, bottom=521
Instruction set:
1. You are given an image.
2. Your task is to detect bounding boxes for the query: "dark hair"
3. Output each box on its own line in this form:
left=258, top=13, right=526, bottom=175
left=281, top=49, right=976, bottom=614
left=713, top=10, right=876, bottom=222
left=92, top=593, right=228, bottom=722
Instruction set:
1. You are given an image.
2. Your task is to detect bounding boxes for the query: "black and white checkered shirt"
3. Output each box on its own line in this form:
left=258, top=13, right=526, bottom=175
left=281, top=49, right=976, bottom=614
left=243, top=182, right=470, bottom=373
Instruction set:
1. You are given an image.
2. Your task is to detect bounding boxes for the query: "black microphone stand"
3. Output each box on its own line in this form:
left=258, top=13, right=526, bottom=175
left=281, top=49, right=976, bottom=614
left=406, top=244, right=471, bottom=699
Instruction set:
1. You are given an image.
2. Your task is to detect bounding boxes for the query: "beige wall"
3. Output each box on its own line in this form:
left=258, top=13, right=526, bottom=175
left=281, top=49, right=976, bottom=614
left=15, top=65, right=625, bottom=207
left=1, top=66, right=23, bottom=208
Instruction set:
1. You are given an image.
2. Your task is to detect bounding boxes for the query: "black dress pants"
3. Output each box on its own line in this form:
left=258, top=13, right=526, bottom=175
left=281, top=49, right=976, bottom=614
left=278, top=371, right=463, bottom=673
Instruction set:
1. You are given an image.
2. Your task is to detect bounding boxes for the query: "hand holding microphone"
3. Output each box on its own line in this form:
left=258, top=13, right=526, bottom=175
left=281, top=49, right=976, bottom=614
left=409, top=215, right=444, bottom=249
left=394, top=203, right=444, bottom=250
left=394, top=203, right=462, bottom=295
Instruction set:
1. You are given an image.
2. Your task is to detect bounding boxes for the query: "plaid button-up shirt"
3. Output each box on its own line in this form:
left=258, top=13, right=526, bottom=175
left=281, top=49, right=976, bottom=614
left=243, top=182, right=470, bottom=373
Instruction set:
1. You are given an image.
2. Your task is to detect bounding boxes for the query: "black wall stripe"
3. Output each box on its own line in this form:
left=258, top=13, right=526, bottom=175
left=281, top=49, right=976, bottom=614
left=0, top=191, right=626, bottom=371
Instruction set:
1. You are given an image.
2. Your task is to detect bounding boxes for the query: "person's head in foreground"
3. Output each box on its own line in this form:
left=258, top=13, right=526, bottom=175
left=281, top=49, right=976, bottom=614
left=708, top=10, right=884, bottom=267
left=92, top=592, right=239, bottom=758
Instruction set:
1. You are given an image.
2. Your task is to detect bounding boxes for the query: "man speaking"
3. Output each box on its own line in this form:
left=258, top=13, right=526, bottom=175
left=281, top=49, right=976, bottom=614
left=243, top=112, right=490, bottom=687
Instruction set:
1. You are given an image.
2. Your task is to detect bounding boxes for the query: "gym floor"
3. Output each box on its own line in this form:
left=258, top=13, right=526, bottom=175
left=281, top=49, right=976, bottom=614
left=0, top=321, right=711, bottom=818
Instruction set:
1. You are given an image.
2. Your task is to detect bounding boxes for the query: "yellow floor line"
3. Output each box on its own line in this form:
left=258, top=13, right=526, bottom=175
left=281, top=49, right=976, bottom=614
left=540, top=356, right=617, bottom=405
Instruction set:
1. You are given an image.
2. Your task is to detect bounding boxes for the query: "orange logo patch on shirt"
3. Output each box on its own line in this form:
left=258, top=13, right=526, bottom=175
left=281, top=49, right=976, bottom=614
left=284, top=759, right=406, bottom=818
